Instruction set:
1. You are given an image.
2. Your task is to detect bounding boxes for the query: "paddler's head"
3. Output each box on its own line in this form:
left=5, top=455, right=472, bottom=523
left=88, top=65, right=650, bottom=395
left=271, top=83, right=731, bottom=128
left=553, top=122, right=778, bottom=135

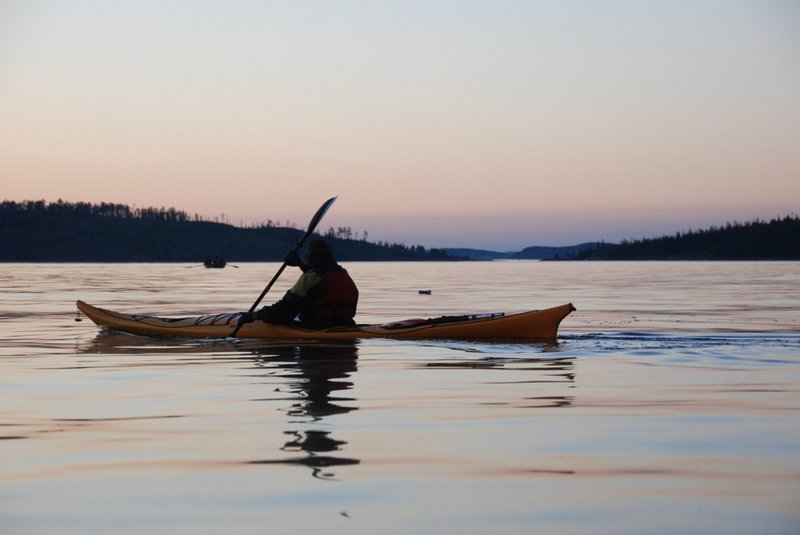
left=306, top=239, right=334, bottom=267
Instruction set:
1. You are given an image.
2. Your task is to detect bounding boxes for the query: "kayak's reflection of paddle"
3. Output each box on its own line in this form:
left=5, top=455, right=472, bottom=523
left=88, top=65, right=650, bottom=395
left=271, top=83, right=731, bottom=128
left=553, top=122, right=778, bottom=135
left=79, top=333, right=361, bottom=480
left=247, top=342, right=360, bottom=480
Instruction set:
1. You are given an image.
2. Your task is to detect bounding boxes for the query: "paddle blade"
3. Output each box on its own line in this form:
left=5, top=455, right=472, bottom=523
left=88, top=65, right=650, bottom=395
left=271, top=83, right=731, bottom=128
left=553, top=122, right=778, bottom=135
left=305, top=196, right=337, bottom=236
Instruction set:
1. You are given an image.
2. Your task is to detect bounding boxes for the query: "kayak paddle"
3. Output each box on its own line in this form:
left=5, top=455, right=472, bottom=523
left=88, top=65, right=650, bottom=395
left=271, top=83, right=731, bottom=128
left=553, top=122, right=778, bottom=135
left=230, top=196, right=337, bottom=336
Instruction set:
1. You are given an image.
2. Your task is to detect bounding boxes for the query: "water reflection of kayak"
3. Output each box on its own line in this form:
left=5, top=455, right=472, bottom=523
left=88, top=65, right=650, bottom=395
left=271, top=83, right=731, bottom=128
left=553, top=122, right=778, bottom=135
left=76, top=300, right=575, bottom=341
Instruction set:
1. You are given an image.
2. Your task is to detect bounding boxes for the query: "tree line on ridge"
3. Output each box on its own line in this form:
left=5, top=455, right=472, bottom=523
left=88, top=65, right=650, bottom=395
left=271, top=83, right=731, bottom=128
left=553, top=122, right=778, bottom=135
left=561, top=215, right=799, bottom=260
left=0, top=200, right=456, bottom=262
left=2, top=200, right=797, bottom=261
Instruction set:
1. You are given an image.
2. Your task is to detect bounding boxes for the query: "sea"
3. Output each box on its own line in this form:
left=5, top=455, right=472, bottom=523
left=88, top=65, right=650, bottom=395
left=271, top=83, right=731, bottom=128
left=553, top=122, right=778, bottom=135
left=1, top=261, right=799, bottom=535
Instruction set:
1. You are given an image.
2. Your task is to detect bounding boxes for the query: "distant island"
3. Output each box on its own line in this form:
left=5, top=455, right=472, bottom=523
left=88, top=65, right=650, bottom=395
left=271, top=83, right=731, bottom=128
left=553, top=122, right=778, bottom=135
left=444, top=243, right=603, bottom=260
left=448, top=216, right=799, bottom=261
left=1, top=200, right=797, bottom=262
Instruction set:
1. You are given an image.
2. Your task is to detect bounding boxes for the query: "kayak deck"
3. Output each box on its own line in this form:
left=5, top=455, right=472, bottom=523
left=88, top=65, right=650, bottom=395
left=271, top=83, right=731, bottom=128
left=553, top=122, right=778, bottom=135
left=76, top=300, right=575, bottom=341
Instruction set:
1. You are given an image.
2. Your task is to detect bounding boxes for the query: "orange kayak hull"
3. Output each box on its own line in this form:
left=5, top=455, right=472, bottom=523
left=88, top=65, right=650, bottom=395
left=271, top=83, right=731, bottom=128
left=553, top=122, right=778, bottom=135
left=76, top=300, right=575, bottom=341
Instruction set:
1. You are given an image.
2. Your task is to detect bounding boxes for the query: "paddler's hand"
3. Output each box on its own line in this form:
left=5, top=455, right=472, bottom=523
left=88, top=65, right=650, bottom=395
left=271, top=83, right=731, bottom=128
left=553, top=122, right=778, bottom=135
left=284, top=250, right=311, bottom=272
left=233, top=311, right=255, bottom=333
left=284, top=250, right=302, bottom=267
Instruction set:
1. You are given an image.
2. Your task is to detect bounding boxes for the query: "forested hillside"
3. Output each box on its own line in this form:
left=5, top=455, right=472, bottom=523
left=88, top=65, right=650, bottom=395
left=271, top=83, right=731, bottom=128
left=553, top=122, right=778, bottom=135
left=566, top=216, right=800, bottom=260
left=0, top=200, right=456, bottom=262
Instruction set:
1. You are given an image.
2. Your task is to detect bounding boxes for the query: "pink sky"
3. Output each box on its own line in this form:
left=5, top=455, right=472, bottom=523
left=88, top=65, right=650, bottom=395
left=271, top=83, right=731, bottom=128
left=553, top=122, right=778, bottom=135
left=2, top=1, right=798, bottom=250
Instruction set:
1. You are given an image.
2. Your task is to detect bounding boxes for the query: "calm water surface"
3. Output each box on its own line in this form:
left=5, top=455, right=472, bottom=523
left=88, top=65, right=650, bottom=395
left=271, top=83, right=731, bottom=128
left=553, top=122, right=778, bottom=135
left=2, top=261, right=799, bottom=534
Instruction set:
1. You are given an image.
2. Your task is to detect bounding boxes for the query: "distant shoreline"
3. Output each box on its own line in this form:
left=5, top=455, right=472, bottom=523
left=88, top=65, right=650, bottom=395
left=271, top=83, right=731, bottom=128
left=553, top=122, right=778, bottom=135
left=2, top=200, right=797, bottom=262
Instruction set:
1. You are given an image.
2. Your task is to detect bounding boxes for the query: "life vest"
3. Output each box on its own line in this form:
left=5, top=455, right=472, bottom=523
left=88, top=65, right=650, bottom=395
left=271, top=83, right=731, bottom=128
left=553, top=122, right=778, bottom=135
left=301, top=267, right=359, bottom=324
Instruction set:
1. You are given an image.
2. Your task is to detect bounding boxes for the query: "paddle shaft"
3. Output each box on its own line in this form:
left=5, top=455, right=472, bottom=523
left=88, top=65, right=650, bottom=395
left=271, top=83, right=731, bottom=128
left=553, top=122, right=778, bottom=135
left=230, top=196, right=337, bottom=336
left=244, top=263, right=289, bottom=314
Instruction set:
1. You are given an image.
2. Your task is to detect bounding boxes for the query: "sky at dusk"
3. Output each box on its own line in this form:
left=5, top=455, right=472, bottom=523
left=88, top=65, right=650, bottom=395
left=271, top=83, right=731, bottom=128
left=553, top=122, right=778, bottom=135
left=2, top=1, right=798, bottom=250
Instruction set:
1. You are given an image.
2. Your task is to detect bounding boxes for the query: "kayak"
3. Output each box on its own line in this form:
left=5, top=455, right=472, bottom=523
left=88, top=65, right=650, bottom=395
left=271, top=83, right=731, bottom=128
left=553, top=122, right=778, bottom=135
left=76, top=301, right=575, bottom=341
left=76, top=300, right=575, bottom=341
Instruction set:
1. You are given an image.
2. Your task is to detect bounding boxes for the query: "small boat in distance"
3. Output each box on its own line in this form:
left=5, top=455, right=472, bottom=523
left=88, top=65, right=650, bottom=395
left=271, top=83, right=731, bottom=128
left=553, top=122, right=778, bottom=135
left=203, top=256, right=227, bottom=269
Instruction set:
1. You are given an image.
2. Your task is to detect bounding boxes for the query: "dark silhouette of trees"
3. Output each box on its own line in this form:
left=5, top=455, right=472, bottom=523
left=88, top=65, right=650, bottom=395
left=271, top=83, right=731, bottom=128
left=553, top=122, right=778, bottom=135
left=566, top=216, right=800, bottom=260
left=0, top=200, right=457, bottom=262
left=8, top=199, right=794, bottom=262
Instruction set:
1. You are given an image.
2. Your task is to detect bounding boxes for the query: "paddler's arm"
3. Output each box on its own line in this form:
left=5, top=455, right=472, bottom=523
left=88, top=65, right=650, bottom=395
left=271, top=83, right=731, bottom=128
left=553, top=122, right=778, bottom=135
left=232, top=256, right=312, bottom=332
left=234, top=271, right=322, bottom=329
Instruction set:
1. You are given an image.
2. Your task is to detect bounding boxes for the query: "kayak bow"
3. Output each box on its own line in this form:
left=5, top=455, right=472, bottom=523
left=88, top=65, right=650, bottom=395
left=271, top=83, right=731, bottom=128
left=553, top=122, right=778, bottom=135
left=76, top=300, right=575, bottom=341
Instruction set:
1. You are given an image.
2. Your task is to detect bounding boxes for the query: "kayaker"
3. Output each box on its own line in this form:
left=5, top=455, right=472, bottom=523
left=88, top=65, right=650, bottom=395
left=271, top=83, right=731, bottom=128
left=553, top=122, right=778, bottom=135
left=237, top=239, right=359, bottom=327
